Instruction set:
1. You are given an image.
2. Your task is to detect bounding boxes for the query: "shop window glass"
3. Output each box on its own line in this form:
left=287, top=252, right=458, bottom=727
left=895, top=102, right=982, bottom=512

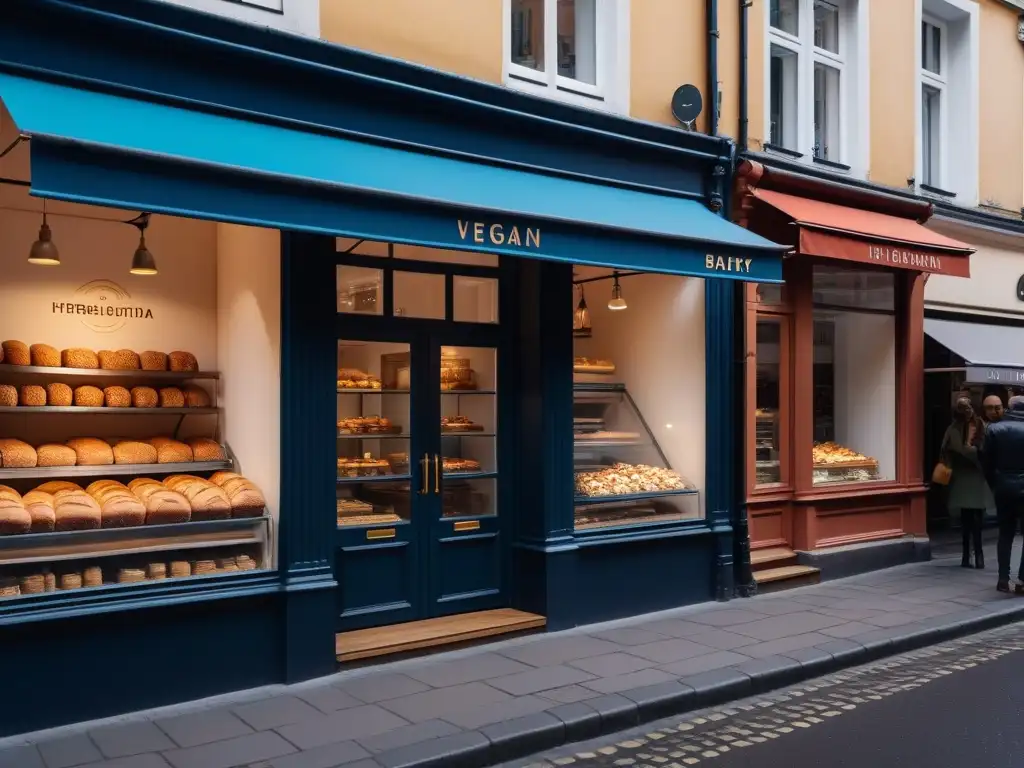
left=812, top=266, right=895, bottom=485
left=393, top=271, right=445, bottom=320
left=755, top=318, right=783, bottom=486
left=337, top=265, right=383, bottom=315
left=757, top=283, right=785, bottom=306
left=453, top=276, right=499, bottom=324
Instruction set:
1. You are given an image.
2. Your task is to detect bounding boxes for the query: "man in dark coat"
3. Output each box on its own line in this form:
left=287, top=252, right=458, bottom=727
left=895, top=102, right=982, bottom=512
left=980, top=395, right=1024, bottom=592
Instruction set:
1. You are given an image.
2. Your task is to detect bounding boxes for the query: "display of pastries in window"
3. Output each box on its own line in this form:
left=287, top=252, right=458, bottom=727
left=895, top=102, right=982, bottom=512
left=336, top=416, right=402, bottom=434
left=440, top=355, right=476, bottom=390
left=811, top=441, right=878, bottom=467
left=441, top=415, right=484, bottom=432
left=337, top=454, right=392, bottom=477
left=336, top=497, right=401, bottom=526
left=336, top=368, right=383, bottom=390
left=573, top=357, right=616, bottom=374
left=574, top=463, right=692, bottom=498
left=383, top=453, right=482, bottom=475
left=0, top=342, right=198, bottom=371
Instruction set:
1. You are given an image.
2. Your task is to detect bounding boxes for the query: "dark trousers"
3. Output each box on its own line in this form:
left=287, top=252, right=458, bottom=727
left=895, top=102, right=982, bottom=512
left=961, top=507, right=984, bottom=566
left=996, top=498, right=1024, bottom=583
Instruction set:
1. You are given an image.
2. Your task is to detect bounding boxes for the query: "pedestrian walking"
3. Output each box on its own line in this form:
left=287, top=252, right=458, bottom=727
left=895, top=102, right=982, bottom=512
left=940, top=398, right=988, bottom=569
left=980, top=395, right=1024, bottom=593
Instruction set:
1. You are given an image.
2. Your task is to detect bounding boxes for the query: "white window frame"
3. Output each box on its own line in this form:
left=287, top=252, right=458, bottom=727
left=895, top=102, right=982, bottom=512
left=919, top=15, right=948, bottom=190
left=764, top=0, right=869, bottom=177
left=502, top=0, right=630, bottom=116
left=154, top=0, right=318, bottom=37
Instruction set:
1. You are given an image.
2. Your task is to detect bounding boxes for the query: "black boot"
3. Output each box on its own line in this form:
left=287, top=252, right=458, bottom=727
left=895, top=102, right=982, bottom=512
left=972, top=511, right=985, bottom=569
left=962, top=528, right=973, bottom=568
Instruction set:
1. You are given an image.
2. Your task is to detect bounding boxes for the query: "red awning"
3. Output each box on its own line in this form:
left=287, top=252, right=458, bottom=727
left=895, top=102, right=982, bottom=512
left=752, top=188, right=974, bottom=278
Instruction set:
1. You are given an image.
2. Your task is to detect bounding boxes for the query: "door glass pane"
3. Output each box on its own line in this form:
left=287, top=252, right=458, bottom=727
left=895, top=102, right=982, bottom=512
left=770, top=44, right=799, bottom=151
left=813, top=0, right=839, bottom=53
left=440, top=347, right=497, bottom=515
left=511, top=0, right=545, bottom=73
left=770, top=0, right=799, bottom=35
left=394, top=271, right=445, bottom=320
left=443, top=478, right=496, bottom=519
left=755, top=318, right=783, bottom=486
left=453, top=276, right=499, bottom=324
left=337, top=340, right=412, bottom=526
left=813, top=62, right=840, bottom=162
left=337, top=266, right=382, bottom=315
left=557, top=0, right=597, bottom=85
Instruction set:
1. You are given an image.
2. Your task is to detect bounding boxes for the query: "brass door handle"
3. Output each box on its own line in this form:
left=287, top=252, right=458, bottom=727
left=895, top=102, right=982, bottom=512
left=419, top=454, right=430, bottom=495
left=434, top=454, right=441, bottom=494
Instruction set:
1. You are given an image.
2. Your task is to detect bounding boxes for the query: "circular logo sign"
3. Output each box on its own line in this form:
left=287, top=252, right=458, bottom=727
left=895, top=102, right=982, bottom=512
left=50, top=279, right=154, bottom=334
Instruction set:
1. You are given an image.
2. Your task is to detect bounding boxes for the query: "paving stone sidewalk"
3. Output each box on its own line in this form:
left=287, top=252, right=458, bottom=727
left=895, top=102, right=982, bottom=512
left=5, top=542, right=1024, bottom=768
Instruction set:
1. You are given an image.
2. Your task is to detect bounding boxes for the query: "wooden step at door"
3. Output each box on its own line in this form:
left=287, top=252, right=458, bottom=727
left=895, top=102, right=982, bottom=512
left=753, top=564, right=821, bottom=593
left=750, top=546, right=799, bottom=571
left=336, top=609, right=546, bottom=663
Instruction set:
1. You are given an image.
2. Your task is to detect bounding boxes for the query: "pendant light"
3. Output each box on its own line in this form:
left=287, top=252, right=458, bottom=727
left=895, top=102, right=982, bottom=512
left=128, top=213, right=157, bottom=275
left=573, top=284, right=592, bottom=338
left=608, top=271, right=627, bottom=311
left=27, top=199, right=60, bottom=266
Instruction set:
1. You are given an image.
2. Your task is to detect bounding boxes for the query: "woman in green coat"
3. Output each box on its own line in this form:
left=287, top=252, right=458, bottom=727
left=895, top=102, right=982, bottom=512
left=942, top=397, right=989, bottom=568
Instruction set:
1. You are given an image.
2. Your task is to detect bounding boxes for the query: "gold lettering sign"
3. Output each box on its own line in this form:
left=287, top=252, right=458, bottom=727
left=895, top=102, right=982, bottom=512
left=453, top=520, right=481, bottom=532
left=458, top=220, right=540, bottom=249
left=867, top=245, right=942, bottom=271
left=366, top=528, right=396, bottom=540
left=705, top=255, right=754, bottom=273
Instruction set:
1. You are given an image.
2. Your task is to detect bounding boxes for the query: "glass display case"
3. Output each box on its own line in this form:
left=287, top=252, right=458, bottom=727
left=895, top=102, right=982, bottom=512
left=756, top=409, right=781, bottom=485
left=573, top=383, right=698, bottom=531
left=811, top=441, right=881, bottom=485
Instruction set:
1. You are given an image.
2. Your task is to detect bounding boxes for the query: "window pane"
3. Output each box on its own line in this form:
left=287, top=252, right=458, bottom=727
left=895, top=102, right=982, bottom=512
left=770, top=0, right=799, bottom=35
left=511, top=0, right=545, bottom=73
left=813, top=0, right=840, bottom=53
left=453, top=276, right=499, bottom=324
left=757, top=284, right=785, bottom=305
left=393, top=271, right=445, bottom=320
left=922, top=21, right=941, bottom=74
left=557, top=0, right=597, bottom=85
left=755, top=318, right=783, bottom=486
left=922, top=84, right=941, bottom=187
left=813, top=63, right=840, bottom=162
left=770, top=45, right=799, bottom=151
left=337, top=265, right=382, bottom=315
left=812, top=265, right=895, bottom=313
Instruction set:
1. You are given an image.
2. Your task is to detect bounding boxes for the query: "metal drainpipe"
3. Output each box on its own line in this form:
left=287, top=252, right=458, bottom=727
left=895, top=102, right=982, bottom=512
left=707, top=0, right=719, bottom=135
left=739, top=0, right=750, bottom=150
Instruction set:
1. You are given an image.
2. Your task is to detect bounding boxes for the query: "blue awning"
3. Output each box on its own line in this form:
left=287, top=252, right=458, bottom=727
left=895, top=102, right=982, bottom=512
left=0, top=73, right=787, bottom=282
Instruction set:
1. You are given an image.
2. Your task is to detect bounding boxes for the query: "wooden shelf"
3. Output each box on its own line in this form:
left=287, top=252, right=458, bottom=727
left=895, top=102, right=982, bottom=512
left=574, top=488, right=699, bottom=506
left=0, top=407, right=218, bottom=415
left=0, top=363, right=218, bottom=381
left=0, top=459, right=232, bottom=481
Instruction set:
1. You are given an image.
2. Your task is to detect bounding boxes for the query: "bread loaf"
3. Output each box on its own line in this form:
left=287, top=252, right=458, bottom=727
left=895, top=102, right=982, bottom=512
left=36, top=481, right=82, bottom=494
left=83, top=566, right=103, bottom=587
left=62, top=348, right=99, bottom=369
left=66, top=437, right=113, bottom=466
left=112, top=440, right=158, bottom=465
left=131, top=386, right=158, bottom=408
left=158, top=387, right=185, bottom=408
left=0, top=439, right=37, bottom=468
left=0, top=385, right=16, bottom=407
left=208, top=471, right=265, bottom=517
left=29, top=343, right=60, bottom=367
left=0, top=485, right=21, bottom=504
left=103, top=386, right=131, bottom=408
left=140, top=351, right=168, bottom=371
left=85, top=480, right=146, bottom=528
left=98, top=349, right=141, bottom=370
left=163, top=475, right=230, bottom=520
left=19, top=385, right=46, bottom=407
left=53, top=488, right=102, bottom=530
left=36, top=444, right=77, bottom=467
left=0, top=488, right=30, bottom=535
left=2, top=341, right=30, bottom=366
left=74, top=385, right=104, bottom=407
left=22, top=490, right=55, bottom=533
left=46, top=383, right=73, bottom=406
left=128, top=478, right=191, bottom=524
left=186, top=438, right=225, bottom=462
left=168, top=351, right=199, bottom=372
left=183, top=386, right=211, bottom=408
left=149, top=437, right=193, bottom=464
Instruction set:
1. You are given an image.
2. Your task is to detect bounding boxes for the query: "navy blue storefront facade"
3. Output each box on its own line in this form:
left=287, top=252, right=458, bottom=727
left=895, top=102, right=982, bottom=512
left=0, top=0, right=785, bottom=735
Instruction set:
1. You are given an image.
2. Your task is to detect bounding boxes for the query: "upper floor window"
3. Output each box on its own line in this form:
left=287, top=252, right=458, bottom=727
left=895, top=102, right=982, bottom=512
left=505, top=0, right=629, bottom=115
left=919, top=19, right=946, bottom=189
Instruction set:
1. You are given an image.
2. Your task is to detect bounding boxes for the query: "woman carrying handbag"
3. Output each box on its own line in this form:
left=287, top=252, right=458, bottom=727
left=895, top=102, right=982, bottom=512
left=939, top=397, right=989, bottom=568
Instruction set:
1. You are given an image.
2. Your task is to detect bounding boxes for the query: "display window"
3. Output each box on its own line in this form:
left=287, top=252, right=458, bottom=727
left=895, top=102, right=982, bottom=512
left=754, top=315, right=789, bottom=487
left=571, top=268, right=703, bottom=531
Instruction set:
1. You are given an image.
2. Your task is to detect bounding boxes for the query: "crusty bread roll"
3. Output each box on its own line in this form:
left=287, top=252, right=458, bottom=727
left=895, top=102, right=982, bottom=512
left=186, top=438, right=225, bottom=462
left=36, top=444, right=77, bottom=467
left=131, top=386, right=158, bottom=408
left=46, top=383, right=73, bottom=406
left=207, top=471, right=265, bottom=517
left=183, top=386, right=211, bottom=408
left=0, top=439, right=37, bottom=468
left=85, top=480, right=145, bottom=528
left=2, top=341, right=30, bottom=366
left=140, top=351, right=168, bottom=371
left=19, top=385, right=46, bottom=407
left=0, top=385, right=16, bottom=407
left=103, top=386, right=131, bottom=408
left=29, top=343, right=60, bottom=367
left=148, top=437, right=193, bottom=464
left=66, top=437, right=113, bottom=466
left=22, top=490, right=55, bottom=533
left=112, top=440, right=158, bottom=465
left=36, top=481, right=82, bottom=494
left=0, top=494, right=31, bottom=534
left=158, top=387, right=185, bottom=408
left=163, top=475, right=230, bottom=520
left=0, top=485, right=21, bottom=503
left=127, top=478, right=191, bottom=524
left=168, top=351, right=198, bottom=372
left=53, top=489, right=101, bottom=531
left=98, top=349, right=141, bottom=370
left=62, top=348, right=99, bottom=369
left=74, top=385, right=104, bottom=407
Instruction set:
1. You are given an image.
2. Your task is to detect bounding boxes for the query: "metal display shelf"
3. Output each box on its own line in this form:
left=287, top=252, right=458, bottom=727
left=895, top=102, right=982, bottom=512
left=0, top=516, right=268, bottom=566
left=573, top=438, right=644, bottom=449
left=573, top=488, right=700, bottom=505
left=0, top=407, right=219, bottom=415
left=441, top=432, right=496, bottom=437
left=0, top=363, right=219, bottom=380
left=337, top=433, right=411, bottom=439
left=336, top=473, right=411, bottom=485
left=0, top=459, right=232, bottom=481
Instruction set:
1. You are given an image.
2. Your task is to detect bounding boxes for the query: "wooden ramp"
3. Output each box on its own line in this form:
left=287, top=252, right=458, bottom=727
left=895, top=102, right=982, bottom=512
left=336, top=609, right=546, bottom=663
left=751, top=546, right=820, bottom=593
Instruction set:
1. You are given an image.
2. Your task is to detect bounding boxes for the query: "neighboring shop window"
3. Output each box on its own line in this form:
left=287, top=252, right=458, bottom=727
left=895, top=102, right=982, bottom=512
left=755, top=317, right=785, bottom=486
left=811, top=265, right=895, bottom=485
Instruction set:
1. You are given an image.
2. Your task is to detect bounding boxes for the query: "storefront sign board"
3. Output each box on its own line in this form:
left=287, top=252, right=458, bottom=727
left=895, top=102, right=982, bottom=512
left=798, top=229, right=971, bottom=278
left=965, top=365, right=1024, bottom=385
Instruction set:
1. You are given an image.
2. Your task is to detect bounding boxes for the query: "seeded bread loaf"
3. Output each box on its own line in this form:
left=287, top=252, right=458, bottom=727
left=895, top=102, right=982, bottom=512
left=183, top=386, right=211, bottom=408
left=2, top=341, right=30, bottom=366
left=148, top=437, right=193, bottom=464
left=98, top=349, right=141, bottom=370
left=103, top=386, right=131, bottom=408
left=140, top=351, right=168, bottom=371
left=66, top=437, right=114, bottom=466
left=131, top=386, right=158, bottom=408
left=36, top=444, right=77, bottom=467
left=163, top=475, right=231, bottom=520
left=0, top=439, right=37, bottom=468
left=0, top=492, right=31, bottom=534
left=52, top=489, right=101, bottom=530
left=0, top=385, right=16, bottom=407
left=62, top=348, right=99, bottom=369
left=207, top=471, right=265, bottom=517
left=74, top=385, right=104, bottom=407
left=46, top=383, right=73, bottom=406
left=29, top=343, right=60, bottom=367
left=168, top=351, right=199, bottom=372
left=186, top=438, right=225, bottom=462
left=127, top=478, right=191, bottom=524
left=36, top=481, right=82, bottom=494
left=22, top=490, right=55, bottom=533
left=112, top=440, right=158, bottom=465
left=158, top=387, right=185, bottom=408
left=19, top=385, right=46, bottom=407
left=85, top=480, right=146, bottom=528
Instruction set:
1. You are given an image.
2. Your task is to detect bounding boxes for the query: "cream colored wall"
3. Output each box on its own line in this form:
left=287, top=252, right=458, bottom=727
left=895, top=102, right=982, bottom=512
left=868, top=0, right=916, bottom=188
left=747, top=0, right=767, bottom=151
left=925, top=220, right=1024, bottom=317
left=979, top=0, right=1024, bottom=211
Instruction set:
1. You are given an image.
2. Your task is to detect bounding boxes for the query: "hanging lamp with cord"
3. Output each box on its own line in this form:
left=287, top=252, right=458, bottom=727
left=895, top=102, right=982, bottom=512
left=573, top=283, right=592, bottom=337
left=27, top=198, right=60, bottom=266
left=128, top=212, right=157, bottom=275
left=607, top=271, right=627, bottom=311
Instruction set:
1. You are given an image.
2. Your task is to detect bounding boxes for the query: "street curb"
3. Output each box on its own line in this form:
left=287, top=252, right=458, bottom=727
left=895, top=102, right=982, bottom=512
left=374, top=601, right=1024, bottom=768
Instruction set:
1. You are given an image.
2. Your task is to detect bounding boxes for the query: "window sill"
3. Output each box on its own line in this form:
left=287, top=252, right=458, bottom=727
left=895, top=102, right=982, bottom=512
left=920, top=183, right=957, bottom=199
left=504, top=74, right=623, bottom=116
left=812, top=157, right=852, bottom=173
left=794, top=482, right=928, bottom=503
left=764, top=143, right=804, bottom=160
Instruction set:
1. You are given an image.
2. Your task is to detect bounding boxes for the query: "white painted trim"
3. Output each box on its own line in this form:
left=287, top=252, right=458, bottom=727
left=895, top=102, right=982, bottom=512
left=153, top=0, right=318, bottom=37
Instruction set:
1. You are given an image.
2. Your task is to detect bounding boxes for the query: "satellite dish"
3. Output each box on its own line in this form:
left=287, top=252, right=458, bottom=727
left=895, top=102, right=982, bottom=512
left=671, top=84, right=703, bottom=130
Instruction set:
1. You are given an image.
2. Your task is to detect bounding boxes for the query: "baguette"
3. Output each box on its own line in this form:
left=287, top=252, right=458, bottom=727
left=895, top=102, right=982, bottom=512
left=85, top=480, right=146, bottom=528
left=168, top=351, right=198, bottom=372
left=62, top=348, right=99, bottom=369
left=127, top=478, right=191, bottom=524
left=139, top=351, right=168, bottom=371
left=0, top=385, right=16, bottom=407
left=66, top=437, right=114, bottom=466
left=186, top=438, right=225, bottom=462
left=29, top=344, right=60, bottom=367
left=52, top=489, right=101, bottom=531
left=207, top=471, right=265, bottom=517
left=112, top=440, right=158, bottom=465
left=1, top=341, right=30, bottom=366
left=46, top=383, right=73, bottom=406
left=36, top=444, right=77, bottom=467
left=163, top=475, right=231, bottom=520
left=103, top=386, right=131, bottom=408
left=0, top=439, right=37, bottom=468
left=22, top=490, right=55, bottom=533
left=148, top=437, right=193, bottom=464
left=130, top=386, right=158, bottom=408
left=19, top=385, right=46, bottom=406
left=73, top=385, right=104, bottom=407
left=98, top=349, right=141, bottom=370
left=158, top=387, right=185, bottom=408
